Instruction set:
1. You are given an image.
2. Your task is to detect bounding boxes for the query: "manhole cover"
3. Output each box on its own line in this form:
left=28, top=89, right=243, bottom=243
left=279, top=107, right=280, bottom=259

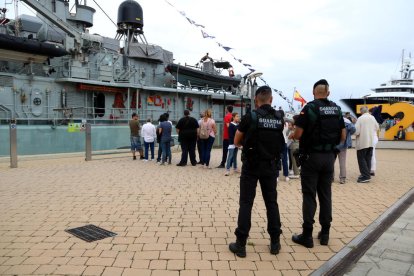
left=65, top=224, right=117, bottom=242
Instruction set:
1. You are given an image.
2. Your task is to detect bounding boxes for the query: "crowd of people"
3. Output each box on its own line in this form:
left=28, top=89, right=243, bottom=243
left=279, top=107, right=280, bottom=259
left=128, top=79, right=394, bottom=258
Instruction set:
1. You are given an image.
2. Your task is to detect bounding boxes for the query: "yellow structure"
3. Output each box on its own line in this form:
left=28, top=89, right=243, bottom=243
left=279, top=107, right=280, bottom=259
left=356, top=102, right=414, bottom=141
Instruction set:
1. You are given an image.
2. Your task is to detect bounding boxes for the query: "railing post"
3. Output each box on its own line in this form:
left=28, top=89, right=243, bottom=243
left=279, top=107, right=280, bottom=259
left=85, top=123, right=92, bottom=161
left=9, top=120, right=17, bottom=168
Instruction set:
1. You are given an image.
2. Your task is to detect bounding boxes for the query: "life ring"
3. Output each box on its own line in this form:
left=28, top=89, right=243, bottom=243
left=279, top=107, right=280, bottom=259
left=154, top=95, right=162, bottom=106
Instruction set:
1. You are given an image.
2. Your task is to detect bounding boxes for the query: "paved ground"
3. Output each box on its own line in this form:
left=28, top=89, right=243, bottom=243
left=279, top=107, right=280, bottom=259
left=345, top=202, right=414, bottom=276
left=0, top=148, right=413, bottom=276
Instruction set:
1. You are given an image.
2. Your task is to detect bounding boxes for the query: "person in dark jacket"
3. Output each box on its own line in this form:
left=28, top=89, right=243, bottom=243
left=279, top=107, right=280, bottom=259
left=176, top=110, right=199, bottom=166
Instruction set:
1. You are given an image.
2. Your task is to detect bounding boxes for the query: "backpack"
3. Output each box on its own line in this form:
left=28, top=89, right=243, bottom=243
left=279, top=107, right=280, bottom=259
left=306, top=99, right=342, bottom=152
left=243, top=108, right=284, bottom=161
left=199, top=119, right=210, bottom=139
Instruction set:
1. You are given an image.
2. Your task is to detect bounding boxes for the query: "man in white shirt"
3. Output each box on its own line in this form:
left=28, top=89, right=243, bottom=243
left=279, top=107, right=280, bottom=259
left=354, top=106, right=379, bottom=183
left=141, top=118, right=157, bottom=161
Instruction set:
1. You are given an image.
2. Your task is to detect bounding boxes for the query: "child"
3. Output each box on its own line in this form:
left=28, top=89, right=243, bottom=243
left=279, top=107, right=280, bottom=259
left=225, top=112, right=240, bottom=176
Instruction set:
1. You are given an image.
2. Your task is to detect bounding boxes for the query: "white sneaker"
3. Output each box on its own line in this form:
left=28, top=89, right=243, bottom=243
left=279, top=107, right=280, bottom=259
left=290, top=175, right=299, bottom=179
left=143, top=159, right=148, bottom=162
left=233, top=168, right=240, bottom=173
left=285, top=177, right=290, bottom=182
left=225, top=171, right=230, bottom=176
left=289, top=170, right=294, bottom=176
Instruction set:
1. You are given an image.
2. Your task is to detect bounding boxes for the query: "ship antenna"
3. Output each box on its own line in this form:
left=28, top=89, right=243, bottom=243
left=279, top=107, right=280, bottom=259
left=14, top=0, right=20, bottom=36
left=400, top=49, right=405, bottom=78
left=91, top=0, right=117, bottom=27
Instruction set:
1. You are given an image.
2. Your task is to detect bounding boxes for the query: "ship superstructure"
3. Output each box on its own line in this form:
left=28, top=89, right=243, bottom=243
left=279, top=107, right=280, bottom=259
left=0, top=0, right=256, bottom=155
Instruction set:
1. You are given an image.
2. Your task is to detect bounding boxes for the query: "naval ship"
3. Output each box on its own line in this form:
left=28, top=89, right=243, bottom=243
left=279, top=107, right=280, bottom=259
left=0, top=0, right=257, bottom=155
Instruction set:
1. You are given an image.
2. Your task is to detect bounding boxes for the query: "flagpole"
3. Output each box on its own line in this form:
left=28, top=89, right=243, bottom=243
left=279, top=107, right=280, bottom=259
left=292, top=87, right=296, bottom=113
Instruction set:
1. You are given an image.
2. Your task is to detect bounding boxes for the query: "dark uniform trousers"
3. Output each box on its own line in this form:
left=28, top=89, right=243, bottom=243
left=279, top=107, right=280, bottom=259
left=300, top=152, right=335, bottom=233
left=235, top=159, right=282, bottom=242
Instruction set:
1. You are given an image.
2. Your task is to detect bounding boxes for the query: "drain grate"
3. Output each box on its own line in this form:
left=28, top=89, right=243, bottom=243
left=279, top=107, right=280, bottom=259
left=65, top=224, right=117, bottom=242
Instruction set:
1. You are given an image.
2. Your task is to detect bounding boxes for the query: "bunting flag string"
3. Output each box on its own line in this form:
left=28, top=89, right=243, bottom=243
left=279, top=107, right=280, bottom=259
left=163, top=0, right=294, bottom=112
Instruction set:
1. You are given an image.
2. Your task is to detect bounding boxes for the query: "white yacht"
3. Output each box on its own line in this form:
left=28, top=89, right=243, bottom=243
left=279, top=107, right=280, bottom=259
left=341, top=54, right=414, bottom=115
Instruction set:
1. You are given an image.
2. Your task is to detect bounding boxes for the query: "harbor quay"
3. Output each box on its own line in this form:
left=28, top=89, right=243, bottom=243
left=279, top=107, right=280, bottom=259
left=0, top=148, right=413, bottom=275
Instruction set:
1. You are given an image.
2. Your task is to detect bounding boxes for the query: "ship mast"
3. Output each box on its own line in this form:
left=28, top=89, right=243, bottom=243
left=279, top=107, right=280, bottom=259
left=14, top=0, right=19, bottom=36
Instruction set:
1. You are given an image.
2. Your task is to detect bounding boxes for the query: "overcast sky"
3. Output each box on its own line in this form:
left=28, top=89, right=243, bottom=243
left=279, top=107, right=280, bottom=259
left=12, top=0, right=414, bottom=111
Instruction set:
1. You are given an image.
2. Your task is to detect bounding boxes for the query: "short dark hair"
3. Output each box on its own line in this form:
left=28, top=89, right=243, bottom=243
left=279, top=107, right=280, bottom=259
left=227, top=105, right=233, bottom=113
left=164, top=113, right=170, bottom=119
left=313, top=79, right=329, bottom=89
left=132, top=113, right=137, bottom=118
left=159, top=114, right=166, bottom=122
left=184, top=110, right=190, bottom=116
left=255, top=85, right=272, bottom=103
left=255, top=85, right=272, bottom=96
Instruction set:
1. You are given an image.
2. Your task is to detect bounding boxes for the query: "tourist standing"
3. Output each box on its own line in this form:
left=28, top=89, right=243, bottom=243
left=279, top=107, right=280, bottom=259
left=336, top=116, right=355, bottom=183
left=224, top=112, right=240, bottom=176
left=280, top=120, right=290, bottom=181
left=176, top=110, right=199, bottom=166
left=287, top=117, right=300, bottom=178
left=355, top=106, right=379, bottom=183
left=197, top=112, right=204, bottom=164
left=129, top=113, right=144, bottom=160
left=217, top=105, right=233, bottom=168
left=158, top=115, right=172, bottom=165
left=229, top=86, right=285, bottom=257
left=291, top=79, right=345, bottom=248
left=141, top=118, right=157, bottom=161
left=199, top=109, right=217, bottom=169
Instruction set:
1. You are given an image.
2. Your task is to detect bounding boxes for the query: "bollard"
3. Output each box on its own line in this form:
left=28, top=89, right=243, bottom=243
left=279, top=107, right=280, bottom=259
left=85, top=123, right=92, bottom=161
left=9, top=121, right=17, bottom=168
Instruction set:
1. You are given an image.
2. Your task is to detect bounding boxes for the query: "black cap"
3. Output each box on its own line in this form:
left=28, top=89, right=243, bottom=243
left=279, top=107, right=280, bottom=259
left=313, top=79, right=329, bottom=89
left=255, top=85, right=271, bottom=96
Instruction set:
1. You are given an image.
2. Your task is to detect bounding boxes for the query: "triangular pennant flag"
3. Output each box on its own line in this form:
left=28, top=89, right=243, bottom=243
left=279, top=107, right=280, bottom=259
left=222, top=46, right=233, bottom=51
left=201, top=30, right=215, bottom=39
left=186, top=17, right=195, bottom=24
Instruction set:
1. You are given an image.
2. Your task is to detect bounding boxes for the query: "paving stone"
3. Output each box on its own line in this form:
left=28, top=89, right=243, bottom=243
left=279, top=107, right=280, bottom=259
left=122, top=268, right=151, bottom=276
left=33, top=264, right=58, bottom=274
left=0, top=149, right=413, bottom=275
left=102, top=266, right=124, bottom=276
left=54, top=264, right=86, bottom=275
left=83, top=265, right=105, bottom=275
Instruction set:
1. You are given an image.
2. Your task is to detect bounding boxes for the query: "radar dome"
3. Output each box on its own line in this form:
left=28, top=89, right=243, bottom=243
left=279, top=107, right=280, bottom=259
left=117, top=0, right=143, bottom=31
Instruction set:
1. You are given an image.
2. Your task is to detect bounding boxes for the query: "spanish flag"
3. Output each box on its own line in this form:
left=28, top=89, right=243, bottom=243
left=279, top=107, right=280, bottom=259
left=294, top=90, right=307, bottom=107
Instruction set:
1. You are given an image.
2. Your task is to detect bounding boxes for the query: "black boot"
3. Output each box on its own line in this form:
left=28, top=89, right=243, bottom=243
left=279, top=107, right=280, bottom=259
left=229, top=240, right=246, bottom=258
left=318, top=230, right=329, bottom=245
left=292, top=228, right=314, bottom=248
left=270, top=237, right=281, bottom=255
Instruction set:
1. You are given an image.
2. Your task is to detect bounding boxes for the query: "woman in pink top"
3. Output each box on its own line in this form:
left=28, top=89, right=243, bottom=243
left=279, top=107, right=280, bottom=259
left=198, top=109, right=217, bottom=168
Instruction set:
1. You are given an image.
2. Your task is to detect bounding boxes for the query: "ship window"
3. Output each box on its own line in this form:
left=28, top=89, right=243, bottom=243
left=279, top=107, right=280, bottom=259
left=94, top=92, right=105, bottom=118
